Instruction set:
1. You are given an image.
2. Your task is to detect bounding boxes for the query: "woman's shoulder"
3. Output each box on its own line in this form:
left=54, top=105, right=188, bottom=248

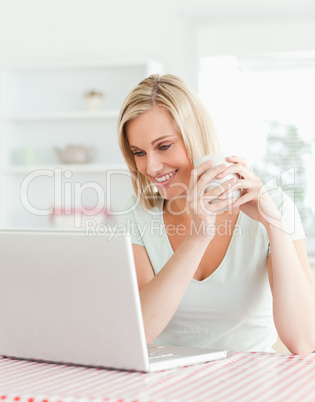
left=122, top=193, right=140, bottom=209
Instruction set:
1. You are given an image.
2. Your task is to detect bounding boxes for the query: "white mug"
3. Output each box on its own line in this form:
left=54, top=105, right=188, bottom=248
left=193, top=153, right=241, bottom=203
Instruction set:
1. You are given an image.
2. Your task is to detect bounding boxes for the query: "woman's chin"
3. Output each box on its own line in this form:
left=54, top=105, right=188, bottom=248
left=157, top=188, right=187, bottom=202
left=156, top=187, right=169, bottom=199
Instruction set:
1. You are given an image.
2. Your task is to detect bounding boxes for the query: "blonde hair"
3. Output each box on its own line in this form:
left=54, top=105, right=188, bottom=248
left=118, top=74, right=220, bottom=209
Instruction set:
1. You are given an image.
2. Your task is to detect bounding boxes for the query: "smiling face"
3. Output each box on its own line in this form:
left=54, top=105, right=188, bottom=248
left=126, top=107, right=193, bottom=200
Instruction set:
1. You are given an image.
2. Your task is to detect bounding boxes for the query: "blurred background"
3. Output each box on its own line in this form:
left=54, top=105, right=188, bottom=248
left=0, top=0, right=314, bottom=261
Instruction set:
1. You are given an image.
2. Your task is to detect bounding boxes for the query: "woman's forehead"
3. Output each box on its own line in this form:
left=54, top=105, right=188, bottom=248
left=126, top=108, right=180, bottom=147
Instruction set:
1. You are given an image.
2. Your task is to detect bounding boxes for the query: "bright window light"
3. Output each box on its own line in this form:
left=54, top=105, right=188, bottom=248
left=199, top=56, right=315, bottom=229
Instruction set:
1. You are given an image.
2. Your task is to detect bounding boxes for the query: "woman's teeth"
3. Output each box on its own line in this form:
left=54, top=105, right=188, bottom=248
left=155, top=170, right=177, bottom=182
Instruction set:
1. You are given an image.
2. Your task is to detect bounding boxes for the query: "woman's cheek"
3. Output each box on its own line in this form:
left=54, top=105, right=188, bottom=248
left=135, top=159, right=144, bottom=175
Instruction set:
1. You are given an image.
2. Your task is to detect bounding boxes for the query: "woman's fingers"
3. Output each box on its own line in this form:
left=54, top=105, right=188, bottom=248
left=202, top=177, right=236, bottom=202
left=216, top=163, right=251, bottom=180
left=202, top=195, right=236, bottom=213
left=189, top=178, right=236, bottom=216
left=189, top=160, right=213, bottom=194
left=226, top=191, right=255, bottom=210
left=218, top=179, right=256, bottom=199
left=215, top=155, right=253, bottom=180
left=221, top=179, right=264, bottom=210
left=189, top=192, right=236, bottom=216
left=188, top=159, right=250, bottom=217
left=196, top=163, right=228, bottom=192
left=188, top=161, right=214, bottom=212
left=189, top=162, right=228, bottom=199
left=226, top=155, right=250, bottom=170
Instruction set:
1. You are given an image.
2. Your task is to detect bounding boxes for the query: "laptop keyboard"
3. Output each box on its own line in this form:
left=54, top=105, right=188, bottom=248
left=148, top=345, right=174, bottom=360
left=149, top=352, right=174, bottom=359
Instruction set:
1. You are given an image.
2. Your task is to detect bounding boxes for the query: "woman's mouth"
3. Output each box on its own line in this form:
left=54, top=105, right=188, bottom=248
left=153, top=170, right=178, bottom=186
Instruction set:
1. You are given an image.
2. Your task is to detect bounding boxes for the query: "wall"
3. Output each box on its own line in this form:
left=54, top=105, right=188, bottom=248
left=1, top=0, right=315, bottom=88
left=0, top=0, right=188, bottom=79
left=0, top=0, right=315, bottom=250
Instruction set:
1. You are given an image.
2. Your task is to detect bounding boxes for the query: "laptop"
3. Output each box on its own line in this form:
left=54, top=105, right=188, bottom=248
left=0, top=230, right=226, bottom=372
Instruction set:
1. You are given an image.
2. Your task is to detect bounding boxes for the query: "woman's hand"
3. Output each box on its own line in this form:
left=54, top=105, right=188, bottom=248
left=216, top=155, right=282, bottom=228
left=187, top=160, right=236, bottom=238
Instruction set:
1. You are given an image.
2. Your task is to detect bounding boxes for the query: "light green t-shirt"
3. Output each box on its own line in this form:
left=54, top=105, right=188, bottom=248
left=119, top=188, right=305, bottom=352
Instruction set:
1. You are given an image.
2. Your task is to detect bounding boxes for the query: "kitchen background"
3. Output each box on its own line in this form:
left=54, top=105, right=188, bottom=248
left=0, top=0, right=314, bottom=270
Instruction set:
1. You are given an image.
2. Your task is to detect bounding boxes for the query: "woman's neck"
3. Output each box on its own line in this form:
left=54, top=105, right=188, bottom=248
left=164, top=196, right=188, bottom=216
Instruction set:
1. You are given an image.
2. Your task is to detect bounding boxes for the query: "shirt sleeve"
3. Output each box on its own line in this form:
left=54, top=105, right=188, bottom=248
left=117, top=194, right=145, bottom=247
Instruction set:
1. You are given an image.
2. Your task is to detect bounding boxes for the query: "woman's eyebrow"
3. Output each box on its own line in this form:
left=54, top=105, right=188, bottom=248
left=130, top=135, right=176, bottom=149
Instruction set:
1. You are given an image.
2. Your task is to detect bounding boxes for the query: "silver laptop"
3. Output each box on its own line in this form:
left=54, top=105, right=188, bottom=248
left=0, top=230, right=226, bottom=372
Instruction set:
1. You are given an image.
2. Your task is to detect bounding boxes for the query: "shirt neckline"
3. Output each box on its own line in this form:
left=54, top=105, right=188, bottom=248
left=160, top=199, right=243, bottom=284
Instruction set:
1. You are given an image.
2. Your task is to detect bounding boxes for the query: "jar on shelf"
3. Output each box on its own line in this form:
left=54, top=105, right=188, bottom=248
left=84, top=90, right=104, bottom=111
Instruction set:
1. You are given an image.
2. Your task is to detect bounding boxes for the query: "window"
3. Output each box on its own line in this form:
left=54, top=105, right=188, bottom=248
left=199, top=55, right=315, bottom=235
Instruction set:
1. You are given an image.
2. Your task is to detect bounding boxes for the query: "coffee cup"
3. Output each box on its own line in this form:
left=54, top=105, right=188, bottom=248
left=193, top=153, right=241, bottom=203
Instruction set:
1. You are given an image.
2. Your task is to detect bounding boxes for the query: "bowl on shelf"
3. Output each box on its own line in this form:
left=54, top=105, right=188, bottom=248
left=55, top=145, right=96, bottom=164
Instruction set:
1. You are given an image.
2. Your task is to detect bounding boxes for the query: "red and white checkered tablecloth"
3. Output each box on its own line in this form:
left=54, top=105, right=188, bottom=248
left=0, top=351, right=315, bottom=402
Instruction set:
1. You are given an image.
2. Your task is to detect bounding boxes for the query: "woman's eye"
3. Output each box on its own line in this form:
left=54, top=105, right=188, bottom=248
left=132, top=145, right=171, bottom=157
left=133, top=151, right=145, bottom=157
left=160, top=144, right=171, bottom=151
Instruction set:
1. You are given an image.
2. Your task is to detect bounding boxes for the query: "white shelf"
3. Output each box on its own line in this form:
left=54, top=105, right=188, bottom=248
left=0, top=60, right=163, bottom=228
left=4, top=110, right=119, bottom=122
left=3, top=164, right=128, bottom=174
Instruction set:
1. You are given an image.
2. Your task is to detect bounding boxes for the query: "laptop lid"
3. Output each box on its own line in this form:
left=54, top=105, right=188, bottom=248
left=0, top=230, right=150, bottom=372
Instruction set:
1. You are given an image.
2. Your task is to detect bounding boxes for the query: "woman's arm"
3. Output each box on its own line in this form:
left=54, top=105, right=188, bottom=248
left=219, top=155, right=315, bottom=354
left=267, top=229, right=315, bottom=354
left=132, top=161, right=235, bottom=344
left=133, top=235, right=211, bottom=344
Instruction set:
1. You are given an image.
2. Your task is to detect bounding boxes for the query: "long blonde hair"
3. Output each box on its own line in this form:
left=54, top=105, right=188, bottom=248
left=118, top=74, right=220, bottom=209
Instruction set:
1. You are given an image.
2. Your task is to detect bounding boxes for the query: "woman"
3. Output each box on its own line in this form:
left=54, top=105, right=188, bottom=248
left=118, top=74, right=315, bottom=354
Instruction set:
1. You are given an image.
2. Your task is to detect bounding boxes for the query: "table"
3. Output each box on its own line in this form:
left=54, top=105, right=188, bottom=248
left=0, top=351, right=315, bottom=402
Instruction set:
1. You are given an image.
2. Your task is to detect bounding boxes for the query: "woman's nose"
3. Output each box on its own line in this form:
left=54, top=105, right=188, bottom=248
left=146, top=153, right=163, bottom=176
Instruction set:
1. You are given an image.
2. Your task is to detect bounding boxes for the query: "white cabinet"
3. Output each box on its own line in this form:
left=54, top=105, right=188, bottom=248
left=0, top=60, right=163, bottom=229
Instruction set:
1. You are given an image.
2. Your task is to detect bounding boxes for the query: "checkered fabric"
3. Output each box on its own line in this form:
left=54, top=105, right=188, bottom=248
left=1, top=351, right=315, bottom=402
